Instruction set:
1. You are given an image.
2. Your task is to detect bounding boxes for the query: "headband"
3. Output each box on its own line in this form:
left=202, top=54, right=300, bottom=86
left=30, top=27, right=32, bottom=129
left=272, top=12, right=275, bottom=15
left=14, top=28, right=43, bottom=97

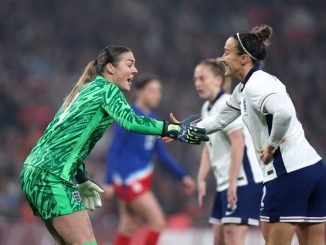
left=236, top=33, right=259, bottom=61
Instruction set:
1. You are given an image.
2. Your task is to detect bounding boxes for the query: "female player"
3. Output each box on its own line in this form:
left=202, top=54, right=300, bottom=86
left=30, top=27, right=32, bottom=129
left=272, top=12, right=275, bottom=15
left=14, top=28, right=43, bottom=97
left=180, top=25, right=326, bottom=245
left=194, top=59, right=263, bottom=245
left=103, top=74, right=196, bottom=245
left=19, top=45, right=206, bottom=245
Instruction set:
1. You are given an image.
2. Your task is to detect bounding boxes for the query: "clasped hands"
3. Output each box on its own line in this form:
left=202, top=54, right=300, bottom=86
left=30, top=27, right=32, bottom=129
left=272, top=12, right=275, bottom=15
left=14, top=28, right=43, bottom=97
left=162, top=113, right=209, bottom=145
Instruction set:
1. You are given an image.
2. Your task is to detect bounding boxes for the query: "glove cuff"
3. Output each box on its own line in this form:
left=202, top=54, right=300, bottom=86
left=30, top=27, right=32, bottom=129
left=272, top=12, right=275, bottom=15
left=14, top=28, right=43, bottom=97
left=161, top=120, right=171, bottom=137
left=75, top=169, right=90, bottom=184
left=161, top=120, right=180, bottom=138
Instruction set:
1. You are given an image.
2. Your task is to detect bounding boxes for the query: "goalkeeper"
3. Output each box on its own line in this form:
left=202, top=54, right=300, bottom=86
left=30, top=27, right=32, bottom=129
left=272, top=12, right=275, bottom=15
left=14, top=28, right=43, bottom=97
left=20, top=45, right=208, bottom=245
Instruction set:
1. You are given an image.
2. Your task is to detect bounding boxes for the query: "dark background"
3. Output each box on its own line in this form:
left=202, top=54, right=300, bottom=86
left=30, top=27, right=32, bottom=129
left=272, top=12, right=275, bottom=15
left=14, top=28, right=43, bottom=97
left=0, top=0, right=325, bottom=238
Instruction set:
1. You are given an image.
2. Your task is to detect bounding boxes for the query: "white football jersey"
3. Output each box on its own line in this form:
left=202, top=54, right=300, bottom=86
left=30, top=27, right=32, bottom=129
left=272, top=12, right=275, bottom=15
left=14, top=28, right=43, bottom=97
left=228, top=68, right=321, bottom=182
left=202, top=92, right=263, bottom=191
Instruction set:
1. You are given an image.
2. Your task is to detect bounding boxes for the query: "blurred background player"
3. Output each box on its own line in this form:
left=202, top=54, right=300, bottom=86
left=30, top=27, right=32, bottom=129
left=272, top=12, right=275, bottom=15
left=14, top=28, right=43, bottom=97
left=194, top=59, right=263, bottom=245
left=19, top=46, right=204, bottom=245
left=103, top=74, right=196, bottom=245
left=185, top=24, right=326, bottom=245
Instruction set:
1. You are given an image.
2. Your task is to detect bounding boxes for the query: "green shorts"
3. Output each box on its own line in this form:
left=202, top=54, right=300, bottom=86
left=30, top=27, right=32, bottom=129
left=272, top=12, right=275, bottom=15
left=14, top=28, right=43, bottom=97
left=20, top=165, right=86, bottom=220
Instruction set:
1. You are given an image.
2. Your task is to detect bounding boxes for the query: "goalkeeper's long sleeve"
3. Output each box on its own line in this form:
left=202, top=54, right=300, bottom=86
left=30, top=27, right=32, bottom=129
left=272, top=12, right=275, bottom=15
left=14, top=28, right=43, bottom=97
left=102, top=83, right=164, bottom=135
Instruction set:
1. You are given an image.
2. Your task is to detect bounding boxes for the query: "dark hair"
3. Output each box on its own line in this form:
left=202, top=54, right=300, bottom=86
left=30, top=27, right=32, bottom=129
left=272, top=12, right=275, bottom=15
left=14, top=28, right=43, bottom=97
left=133, top=73, right=159, bottom=91
left=197, top=58, right=232, bottom=93
left=63, top=45, right=131, bottom=110
left=233, top=24, right=273, bottom=65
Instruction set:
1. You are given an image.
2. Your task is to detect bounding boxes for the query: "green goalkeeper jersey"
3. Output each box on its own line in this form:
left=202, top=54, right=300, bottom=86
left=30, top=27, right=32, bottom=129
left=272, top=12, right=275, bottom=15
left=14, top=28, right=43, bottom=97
left=23, top=75, right=164, bottom=182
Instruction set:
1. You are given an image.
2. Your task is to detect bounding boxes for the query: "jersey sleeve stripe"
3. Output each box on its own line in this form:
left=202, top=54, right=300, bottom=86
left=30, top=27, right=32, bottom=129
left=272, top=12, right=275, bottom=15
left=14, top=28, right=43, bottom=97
left=260, top=93, right=276, bottom=113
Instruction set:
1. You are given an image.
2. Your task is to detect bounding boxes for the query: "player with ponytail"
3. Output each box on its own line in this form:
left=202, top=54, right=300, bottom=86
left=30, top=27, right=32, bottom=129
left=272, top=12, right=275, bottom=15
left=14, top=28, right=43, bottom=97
left=178, top=25, right=326, bottom=245
left=20, top=45, right=207, bottom=244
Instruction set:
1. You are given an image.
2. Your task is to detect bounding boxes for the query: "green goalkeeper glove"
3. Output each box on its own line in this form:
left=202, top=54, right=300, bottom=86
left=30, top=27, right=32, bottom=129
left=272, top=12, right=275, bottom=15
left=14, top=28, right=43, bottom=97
left=162, top=114, right=209, bottom=144
left=75, top=170, right=104, bottom=211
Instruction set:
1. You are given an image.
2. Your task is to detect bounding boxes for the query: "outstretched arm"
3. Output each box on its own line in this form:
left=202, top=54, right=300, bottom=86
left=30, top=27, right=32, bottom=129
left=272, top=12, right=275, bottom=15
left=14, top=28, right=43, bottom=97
left=187, top=85, right=242, bottom=136
left=197, top=101, right=241, bottom=134
left=102, top=83, right=164, bottom=135
left=102, top=83, right=207, bottom=144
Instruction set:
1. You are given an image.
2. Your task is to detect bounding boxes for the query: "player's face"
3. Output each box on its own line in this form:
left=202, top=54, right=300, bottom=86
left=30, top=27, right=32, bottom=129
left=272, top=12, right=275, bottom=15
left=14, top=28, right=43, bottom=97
left=221, top=37, right=243, bottom=80
left=194, top=64, right=221, bottom=102
left=138, top=80, right=162, bottom=109
left=113, top=52, right=138, bottom=91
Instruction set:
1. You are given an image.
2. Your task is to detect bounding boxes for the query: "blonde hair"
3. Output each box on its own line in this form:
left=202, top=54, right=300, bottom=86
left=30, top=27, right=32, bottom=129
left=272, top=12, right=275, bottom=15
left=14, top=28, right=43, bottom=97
left=198, top=58, right=232, bottom=93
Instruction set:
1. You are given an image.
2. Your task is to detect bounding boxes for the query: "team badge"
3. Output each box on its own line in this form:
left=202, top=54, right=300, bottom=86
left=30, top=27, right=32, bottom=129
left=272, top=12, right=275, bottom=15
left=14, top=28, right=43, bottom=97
left=72, top=191, right=81, bottom=203
left=243, top=99, right=247, bottom=112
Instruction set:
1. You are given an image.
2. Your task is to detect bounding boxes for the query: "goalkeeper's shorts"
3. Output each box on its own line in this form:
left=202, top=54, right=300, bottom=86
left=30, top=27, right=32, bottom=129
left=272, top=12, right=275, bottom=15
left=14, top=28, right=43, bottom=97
left=20, top=165, right=86, bottom=220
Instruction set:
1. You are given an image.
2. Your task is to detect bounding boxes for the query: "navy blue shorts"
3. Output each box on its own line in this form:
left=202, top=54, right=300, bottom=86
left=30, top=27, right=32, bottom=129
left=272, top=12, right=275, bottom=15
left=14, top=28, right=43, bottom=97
left=210, top=182, right=263, bottom=226
left=260, top=160, right=326, bottom=223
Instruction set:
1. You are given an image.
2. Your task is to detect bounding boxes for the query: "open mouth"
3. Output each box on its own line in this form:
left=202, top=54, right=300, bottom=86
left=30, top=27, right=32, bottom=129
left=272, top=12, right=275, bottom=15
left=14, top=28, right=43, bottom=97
left=222, top=62, right=228, bottom=68
left=196, top=88, right=203, bottom=94
left=127, top=77, right=133, bottom=83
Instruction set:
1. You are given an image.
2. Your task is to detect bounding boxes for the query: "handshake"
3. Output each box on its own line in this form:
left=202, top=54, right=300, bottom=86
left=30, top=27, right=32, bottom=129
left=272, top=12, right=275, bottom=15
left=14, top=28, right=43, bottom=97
left=162, top=113, right=209, bottom=145
left=75, top=114, right=209, bottom=212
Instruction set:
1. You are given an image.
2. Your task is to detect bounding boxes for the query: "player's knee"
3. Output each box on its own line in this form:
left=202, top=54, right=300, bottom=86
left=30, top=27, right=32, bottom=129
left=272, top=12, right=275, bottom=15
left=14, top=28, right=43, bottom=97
left=223, top=226, right=235, bottom=236
left=212, top=224, right=224, bottom=245
left=155, top=219, right=166, bottom=231
left=223, top=226, right=242, bottom=245
left=119, top=222, right=139, bottom=236
left=69, top=237, right=96, bottom=245
left=297, top=223, right=325, bottom=245
left=75, top=234, right=96, bottom=245
left=223, top=234, right=237, bottom=245
left=213, top=233, right=224, bottom=245
left=57, top=227, right=95, bottom=245
left=149, top=217, right=166, bottom=231
left=70, top=229, right=96, bottom=245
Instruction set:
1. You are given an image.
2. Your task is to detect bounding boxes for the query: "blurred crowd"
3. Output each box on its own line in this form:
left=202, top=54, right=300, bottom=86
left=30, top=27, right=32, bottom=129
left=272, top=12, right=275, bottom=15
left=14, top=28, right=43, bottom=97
left=0, top=0, right=325, bottom=230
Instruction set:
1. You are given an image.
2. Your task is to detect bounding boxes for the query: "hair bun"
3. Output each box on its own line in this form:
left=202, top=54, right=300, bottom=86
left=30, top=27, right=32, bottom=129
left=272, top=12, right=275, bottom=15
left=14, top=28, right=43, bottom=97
left=251, top=24, right=273, bottom=47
